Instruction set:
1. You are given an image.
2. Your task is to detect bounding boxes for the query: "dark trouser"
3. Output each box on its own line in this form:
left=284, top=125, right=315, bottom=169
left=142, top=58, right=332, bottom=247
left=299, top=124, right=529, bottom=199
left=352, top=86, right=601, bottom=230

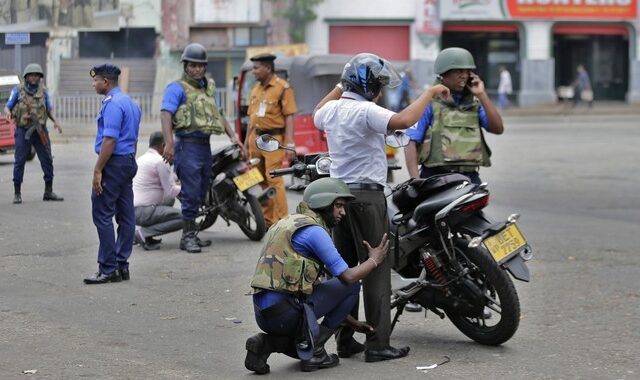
left=92, top=155, right=137, bottom=275
left=173, top=139, right=212, bottom=220
left=420, top=166, right=482, bottom=185
left=254, top=278, right=360, bottom=338
left=333, top=189, right=390, bottom=350
left=135, top=203, right=182, bottom=238
left=13, top=126, right=54, bottom=185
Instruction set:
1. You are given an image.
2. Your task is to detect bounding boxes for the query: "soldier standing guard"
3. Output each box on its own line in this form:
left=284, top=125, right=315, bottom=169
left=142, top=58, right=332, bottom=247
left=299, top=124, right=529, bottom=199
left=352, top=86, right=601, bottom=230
left=3, top=63, right=64, bottom=204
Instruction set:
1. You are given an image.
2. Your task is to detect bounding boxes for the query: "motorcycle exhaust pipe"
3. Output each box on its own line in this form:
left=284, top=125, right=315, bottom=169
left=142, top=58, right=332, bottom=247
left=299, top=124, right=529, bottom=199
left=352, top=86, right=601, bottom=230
left=257, top=186, right=276, bottom=205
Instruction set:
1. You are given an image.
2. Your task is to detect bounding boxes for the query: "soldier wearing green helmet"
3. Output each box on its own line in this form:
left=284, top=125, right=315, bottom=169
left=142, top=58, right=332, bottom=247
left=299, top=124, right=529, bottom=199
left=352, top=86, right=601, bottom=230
left=404, top=47, right=504, bottom=185
left=4, top=62, right=64, bottom=204
left=245, top=177, right=390, bottom=374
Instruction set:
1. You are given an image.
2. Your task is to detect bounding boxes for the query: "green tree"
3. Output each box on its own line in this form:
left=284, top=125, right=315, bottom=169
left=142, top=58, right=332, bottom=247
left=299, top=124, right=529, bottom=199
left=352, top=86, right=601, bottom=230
left=271, top=0, right=324, bottom=43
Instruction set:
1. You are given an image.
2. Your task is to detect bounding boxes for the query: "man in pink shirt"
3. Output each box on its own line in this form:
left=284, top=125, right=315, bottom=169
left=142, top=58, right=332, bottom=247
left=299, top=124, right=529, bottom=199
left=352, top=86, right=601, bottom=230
left=133, top=132, right=184, bottom=250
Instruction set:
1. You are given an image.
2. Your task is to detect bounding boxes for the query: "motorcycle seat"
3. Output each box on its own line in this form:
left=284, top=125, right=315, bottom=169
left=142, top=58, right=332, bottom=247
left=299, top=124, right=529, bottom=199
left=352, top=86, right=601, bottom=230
left=412, top=184, right=473, bottom=221
left=211, top=145, right=231, bottom=157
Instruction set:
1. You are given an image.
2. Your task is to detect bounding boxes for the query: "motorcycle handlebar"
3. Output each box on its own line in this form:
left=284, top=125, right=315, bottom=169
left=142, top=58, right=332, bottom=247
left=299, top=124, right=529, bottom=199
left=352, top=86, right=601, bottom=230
left=269, top=167, right=296, bottom=177
left=270, top=162, right=312, bottom=178
left=388, top=165, right=402, bottom=171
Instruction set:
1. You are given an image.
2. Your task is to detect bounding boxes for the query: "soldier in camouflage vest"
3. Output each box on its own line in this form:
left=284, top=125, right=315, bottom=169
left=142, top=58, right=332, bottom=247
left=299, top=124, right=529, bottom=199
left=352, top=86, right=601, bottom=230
left=404, top=47, right=504, bottom=185
left=245, top=178, right=390, bottom=374
left=160, top=43, right=245, bottom=253
left=3, top=63, right=64, bottom=204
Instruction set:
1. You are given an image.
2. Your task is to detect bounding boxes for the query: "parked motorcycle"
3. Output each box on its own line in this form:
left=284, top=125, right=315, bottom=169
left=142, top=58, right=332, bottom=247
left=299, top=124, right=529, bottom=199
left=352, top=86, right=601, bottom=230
left=197, top=143, right=271, bottom=241
left=258, top=134, right=533, bottom=345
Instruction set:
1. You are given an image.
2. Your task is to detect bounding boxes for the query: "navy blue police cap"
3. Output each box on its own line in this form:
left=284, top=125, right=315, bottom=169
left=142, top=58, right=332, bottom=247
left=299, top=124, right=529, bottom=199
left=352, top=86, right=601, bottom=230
left=250, top=53, right=277, bottom=62
left=90, top=64, right=121, bottom=78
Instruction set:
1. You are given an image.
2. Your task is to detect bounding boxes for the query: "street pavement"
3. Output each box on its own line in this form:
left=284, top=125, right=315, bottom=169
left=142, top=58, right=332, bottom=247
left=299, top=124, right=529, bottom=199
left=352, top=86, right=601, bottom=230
left=0, top=110, right=639, bottom=379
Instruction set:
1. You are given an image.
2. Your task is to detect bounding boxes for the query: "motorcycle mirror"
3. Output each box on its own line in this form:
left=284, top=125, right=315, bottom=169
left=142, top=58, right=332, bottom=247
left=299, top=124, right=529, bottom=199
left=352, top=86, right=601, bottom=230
left=255, top=135, right=280, bottom=152
left=315, top=156, right=332, bottom=175
left=385, top=131, right=411, bottom=148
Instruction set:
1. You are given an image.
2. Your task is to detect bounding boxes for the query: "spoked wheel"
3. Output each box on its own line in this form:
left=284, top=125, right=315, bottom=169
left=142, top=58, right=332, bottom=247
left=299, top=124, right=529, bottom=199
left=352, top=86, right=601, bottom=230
left=444, top=243, right=521, bottom=345
left=237, top=192, right=267, bottom=241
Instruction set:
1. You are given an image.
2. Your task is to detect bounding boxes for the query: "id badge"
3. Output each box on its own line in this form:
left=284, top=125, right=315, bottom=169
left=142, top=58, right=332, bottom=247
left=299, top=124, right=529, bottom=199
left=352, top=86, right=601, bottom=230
left=256, top=100, right=267, bottom=117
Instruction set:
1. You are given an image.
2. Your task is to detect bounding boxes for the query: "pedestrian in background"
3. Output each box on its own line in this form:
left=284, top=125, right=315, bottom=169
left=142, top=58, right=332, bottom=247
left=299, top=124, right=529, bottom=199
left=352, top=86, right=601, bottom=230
left=573, top=64, right=593, bottom=108
left=133, top=131, right=182, bottom=251
left=161, top=43, right=243, bottom=253
left=4, top=62, right=64, bottom=204
left=84, top=64, right=141, bottom=285
left=245, top=53, right=298, bottom=228
left=497, top=65, right=512, bottom=109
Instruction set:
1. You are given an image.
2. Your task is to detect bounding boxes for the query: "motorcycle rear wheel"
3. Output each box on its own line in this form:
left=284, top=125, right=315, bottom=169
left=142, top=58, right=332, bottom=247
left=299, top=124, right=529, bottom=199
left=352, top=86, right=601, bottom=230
left=238, top=193, right=267, bottom=241
left=445, top=244, right=521, bottom=346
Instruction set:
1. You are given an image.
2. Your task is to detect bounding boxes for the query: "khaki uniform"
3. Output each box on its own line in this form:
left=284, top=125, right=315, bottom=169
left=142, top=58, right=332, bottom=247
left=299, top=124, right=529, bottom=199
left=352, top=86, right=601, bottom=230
left=247, top=75, right=298, bottom=226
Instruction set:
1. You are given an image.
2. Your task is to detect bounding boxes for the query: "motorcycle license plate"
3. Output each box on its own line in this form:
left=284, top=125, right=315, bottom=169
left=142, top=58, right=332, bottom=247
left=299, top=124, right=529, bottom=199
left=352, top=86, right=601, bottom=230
left=483, top=223, right=528, bottom=263
left=233, top=167, right=264, bottom=191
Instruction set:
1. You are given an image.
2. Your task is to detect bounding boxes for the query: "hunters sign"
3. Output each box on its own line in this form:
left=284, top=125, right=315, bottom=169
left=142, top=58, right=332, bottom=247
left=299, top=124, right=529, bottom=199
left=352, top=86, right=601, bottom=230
left=506, top=0, right=638, bottom=19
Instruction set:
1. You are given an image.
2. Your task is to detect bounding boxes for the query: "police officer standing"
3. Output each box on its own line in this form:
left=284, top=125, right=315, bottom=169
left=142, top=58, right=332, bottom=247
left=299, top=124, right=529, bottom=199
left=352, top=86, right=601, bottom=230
left=84, top=64, right=141, bottom=285
left=161, top=43, right=244, bottom=254
left=3, top=63, right=64, bottom=204
left=246, top=53, right=298, bottom=228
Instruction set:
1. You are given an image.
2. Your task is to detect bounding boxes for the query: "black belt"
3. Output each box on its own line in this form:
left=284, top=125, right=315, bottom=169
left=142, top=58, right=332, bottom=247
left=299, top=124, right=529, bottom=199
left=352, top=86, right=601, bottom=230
left=255, top=128, right=284, bottom=136
left=347, top=182, right=384, bottom=191
left=255, top=298, right=298, bottom=318
left=111, top=153, right=135, bottom=158
left=176, top=136, right=210, bottom=145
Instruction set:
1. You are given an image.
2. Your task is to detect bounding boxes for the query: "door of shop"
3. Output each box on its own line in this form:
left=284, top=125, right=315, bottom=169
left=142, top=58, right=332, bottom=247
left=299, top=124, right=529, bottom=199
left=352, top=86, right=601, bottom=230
left=554, top=27, right=629, bottom=101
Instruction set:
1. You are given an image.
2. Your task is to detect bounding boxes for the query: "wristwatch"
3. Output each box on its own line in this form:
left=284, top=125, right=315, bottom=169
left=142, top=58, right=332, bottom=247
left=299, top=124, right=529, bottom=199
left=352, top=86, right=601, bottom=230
left=335, top=82, right=343, bottom=91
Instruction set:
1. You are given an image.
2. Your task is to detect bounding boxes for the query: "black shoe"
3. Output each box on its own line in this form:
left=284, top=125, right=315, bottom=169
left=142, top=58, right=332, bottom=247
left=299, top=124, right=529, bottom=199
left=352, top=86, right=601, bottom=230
left=13, top=193, right=22, bottom=204
left=120, top=268, right=130, bottom=281
left=147, top=237, right=162, bottom=245
left=245, top=334, right=272, bottom=374
left=364, top=346, right=410, bottom=363
left=300, top=348, right=339, bottom=372
left=83, top=271, right=122, bottom=284
left=43, top=191, right=64, bottom=201
left=180, top=235, right=201, bottom=253
left=337, top=337, right=365, bottom=358
left=405, top=302, right=423, bottom=312
left=142, top=238, right=161, bottom=251
left=195, top=236, right=212, bottom=247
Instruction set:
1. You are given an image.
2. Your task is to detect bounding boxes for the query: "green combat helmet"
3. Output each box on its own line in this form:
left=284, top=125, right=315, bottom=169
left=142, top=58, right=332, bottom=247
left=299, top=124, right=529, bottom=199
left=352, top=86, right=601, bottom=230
left=23, top=63, right=44, bottom=78
left=434, top=47, right=476, bottom=75
left=303, top=177, right=355, bottom=210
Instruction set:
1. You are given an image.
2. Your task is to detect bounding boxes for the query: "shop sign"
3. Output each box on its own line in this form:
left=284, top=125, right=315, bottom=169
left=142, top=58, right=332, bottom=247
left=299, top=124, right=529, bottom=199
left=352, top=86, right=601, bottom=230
left=440, top=0, right=506, bottom=20
left=506, top=0, right=638, bottom=19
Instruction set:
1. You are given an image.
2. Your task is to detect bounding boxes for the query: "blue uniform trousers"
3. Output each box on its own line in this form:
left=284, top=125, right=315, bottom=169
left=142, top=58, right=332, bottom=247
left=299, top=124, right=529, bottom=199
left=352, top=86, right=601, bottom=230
left=92, top=155, right=137, bottom=274
left=254, top=278, right=360, bottom=337
left=13, top=126, right=54, bottom=185
left=173, top=140, right=212, bottom=220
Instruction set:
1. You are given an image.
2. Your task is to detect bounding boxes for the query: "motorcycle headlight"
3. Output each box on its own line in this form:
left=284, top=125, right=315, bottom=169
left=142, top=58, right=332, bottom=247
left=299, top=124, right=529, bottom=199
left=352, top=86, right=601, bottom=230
left=315, top=156, right=332, bottom=175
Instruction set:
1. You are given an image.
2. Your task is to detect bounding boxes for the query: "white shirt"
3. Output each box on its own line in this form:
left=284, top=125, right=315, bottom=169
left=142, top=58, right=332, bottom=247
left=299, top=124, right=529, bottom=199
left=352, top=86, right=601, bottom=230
left=133, top=149, right=181, bottom=207
left=313, top=91, right=395, bottom=186
left=498, top=70, right=512, bottom=95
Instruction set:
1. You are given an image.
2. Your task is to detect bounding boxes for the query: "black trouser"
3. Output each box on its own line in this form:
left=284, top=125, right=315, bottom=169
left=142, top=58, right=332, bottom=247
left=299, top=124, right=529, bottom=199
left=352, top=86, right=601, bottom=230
left=332, top=188, right=390, bottom=350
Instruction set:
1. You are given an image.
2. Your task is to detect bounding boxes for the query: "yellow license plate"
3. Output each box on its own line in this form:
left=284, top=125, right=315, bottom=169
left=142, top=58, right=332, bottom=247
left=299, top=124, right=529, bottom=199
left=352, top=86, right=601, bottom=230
left=483, top=223, right=528, bottom=263
left=233, top=167, right=264, bottom=191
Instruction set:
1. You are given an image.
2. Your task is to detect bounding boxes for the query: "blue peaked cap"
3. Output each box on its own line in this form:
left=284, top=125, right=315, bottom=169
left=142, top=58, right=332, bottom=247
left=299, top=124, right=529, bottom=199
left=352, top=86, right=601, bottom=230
left=90, top=64, right=121, bottom=78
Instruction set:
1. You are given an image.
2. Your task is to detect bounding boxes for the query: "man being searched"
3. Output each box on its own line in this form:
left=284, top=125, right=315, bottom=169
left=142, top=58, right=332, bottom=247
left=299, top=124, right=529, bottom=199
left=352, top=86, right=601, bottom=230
left=245, top=53, right=298, bottom=228
left=313, top=53, right=449, bottom=362
left=133, top=131, right=182, bottom=251
left=84, top=64, right=141, bottom=285
left=4, top=63, right=64, bottom=204
left=404, top=47, right=504, bottom=185
left=245, top=177, right=389, bottom=374
left=161, top=43, right=244, bottom=253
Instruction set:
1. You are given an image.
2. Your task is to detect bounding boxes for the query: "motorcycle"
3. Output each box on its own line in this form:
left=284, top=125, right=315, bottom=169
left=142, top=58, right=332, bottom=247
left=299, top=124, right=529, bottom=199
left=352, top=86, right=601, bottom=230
left=196, top=143, right=272, bottom=241
left=257, top=133, right=533, bottom=345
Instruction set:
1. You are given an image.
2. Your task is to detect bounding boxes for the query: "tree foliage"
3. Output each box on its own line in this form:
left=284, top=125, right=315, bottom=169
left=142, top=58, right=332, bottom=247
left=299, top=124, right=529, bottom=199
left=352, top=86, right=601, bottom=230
left=270, top=0, right=324, bottom=43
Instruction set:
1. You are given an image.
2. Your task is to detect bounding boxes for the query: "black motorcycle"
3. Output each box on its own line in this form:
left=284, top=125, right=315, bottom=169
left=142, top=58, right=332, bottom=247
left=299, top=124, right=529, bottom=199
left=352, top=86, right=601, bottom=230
left=196, top=143, right=271, bottom=241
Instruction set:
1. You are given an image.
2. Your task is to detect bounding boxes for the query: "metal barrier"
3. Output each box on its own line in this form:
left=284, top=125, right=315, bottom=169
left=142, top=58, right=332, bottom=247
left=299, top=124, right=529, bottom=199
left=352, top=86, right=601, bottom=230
left=53, top=88, right=234, bottom=125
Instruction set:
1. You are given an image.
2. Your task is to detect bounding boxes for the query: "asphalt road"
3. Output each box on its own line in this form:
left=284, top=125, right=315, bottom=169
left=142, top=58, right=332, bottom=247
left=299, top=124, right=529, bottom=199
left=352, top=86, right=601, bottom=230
left=0, top=112, right=638, bottom=379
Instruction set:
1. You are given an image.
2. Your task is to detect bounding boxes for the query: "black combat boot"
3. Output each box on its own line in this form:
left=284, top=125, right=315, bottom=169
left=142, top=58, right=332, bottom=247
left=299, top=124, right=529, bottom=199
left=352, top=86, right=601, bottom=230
left=43, top=182, right=64, bottom=201
left=300, top=325, right=340, bottom=372
left=13, top=184, right=22, bottom=204
left=245, top=333, right=296, bottom=374
left=180, top=220, right=201, bottom=253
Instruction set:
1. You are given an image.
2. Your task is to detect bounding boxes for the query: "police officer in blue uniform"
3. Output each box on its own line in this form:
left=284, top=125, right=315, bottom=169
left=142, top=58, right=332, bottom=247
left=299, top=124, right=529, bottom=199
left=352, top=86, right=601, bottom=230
left=160, top=43, right=244, bottom=253
left=3, top=63, right=64, bottom=204
left=84, top=64, right=141, bottom=285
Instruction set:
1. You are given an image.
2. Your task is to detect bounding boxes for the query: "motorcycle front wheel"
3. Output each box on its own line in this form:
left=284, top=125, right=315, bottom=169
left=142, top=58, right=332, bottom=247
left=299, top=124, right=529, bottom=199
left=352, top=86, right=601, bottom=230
left=237, top=192, right=267, bottom=241
left=444, top=243, right=521, bottom=346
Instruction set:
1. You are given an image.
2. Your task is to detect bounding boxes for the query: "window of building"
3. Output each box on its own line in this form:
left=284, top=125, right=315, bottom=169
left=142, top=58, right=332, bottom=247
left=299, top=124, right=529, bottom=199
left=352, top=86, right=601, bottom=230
left=234, top=27, right=267, bottom=47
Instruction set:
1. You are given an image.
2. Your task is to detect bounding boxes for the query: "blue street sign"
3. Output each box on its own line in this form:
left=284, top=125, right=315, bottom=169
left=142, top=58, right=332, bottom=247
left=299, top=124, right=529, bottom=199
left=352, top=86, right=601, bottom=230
left=5, top=32, right=31, bottom=45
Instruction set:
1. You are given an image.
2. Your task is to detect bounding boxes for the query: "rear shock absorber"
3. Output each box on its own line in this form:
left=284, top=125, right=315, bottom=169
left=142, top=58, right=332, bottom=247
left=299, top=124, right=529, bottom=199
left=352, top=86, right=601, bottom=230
left=420, top=248, right=448, bottom=291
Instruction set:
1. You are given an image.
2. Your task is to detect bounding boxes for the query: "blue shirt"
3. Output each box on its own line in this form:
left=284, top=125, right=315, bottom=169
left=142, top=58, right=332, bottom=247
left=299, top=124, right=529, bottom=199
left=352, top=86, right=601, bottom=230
left=253, top=225, right=349, bottom=309
left=95, top=87, right=141, bottom=155
left=161, top=80, right=209, bottom=138
left=406, top=95, right=489, bottom=143
left=5, top=84, right=53, bottom=111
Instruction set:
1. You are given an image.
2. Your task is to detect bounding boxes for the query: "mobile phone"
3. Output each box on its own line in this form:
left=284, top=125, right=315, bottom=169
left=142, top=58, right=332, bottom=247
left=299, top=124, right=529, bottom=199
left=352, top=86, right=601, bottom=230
left=467, top=72, right=476, bottom=88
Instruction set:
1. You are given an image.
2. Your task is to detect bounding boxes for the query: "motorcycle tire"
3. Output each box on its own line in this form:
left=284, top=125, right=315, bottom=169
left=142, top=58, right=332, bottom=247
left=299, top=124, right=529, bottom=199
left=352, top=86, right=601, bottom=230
left=198, top=211, right=218, bottom=232
left=444, top=243, right=521, bottom=346
left=238, top=193, right=267, bottom=241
